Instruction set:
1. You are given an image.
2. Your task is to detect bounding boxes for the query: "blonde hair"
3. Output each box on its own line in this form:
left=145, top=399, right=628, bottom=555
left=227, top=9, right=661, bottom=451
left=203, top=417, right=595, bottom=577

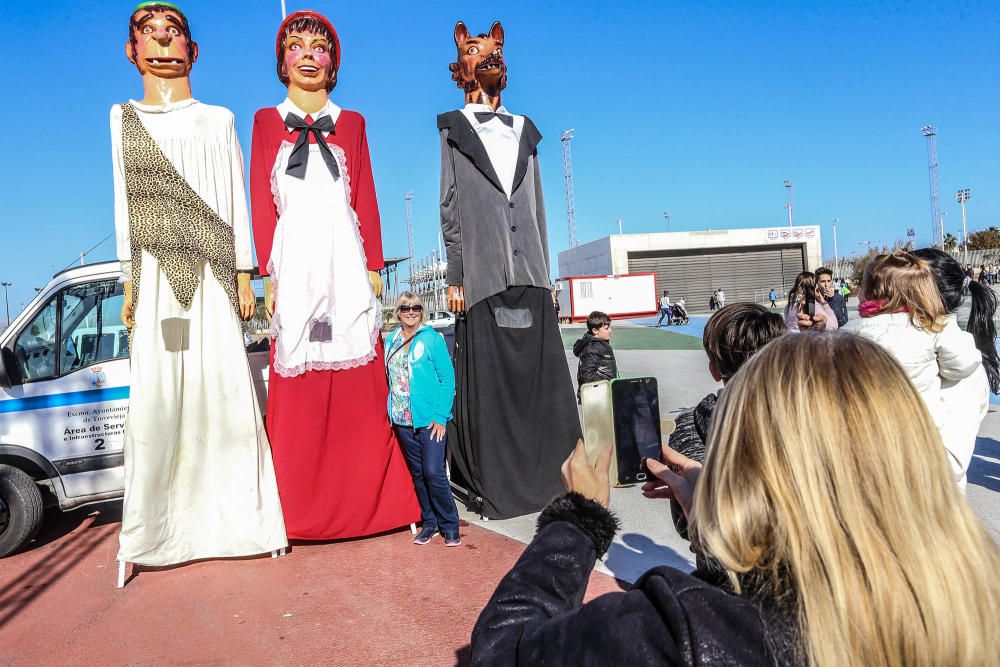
left=860, top=251, right=947, bottom=332
left=394, top=291, right=426, bottom=324
left=691, top=333, right=1000, bottom=666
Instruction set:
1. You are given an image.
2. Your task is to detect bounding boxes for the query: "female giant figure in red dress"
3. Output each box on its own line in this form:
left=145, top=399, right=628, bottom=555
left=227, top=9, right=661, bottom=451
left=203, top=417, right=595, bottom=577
left=250, top=11, right=419, bottom=539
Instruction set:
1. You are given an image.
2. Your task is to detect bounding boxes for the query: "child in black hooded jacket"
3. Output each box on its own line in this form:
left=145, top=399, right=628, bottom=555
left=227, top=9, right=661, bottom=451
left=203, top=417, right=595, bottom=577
left=573, top=311, right=618, bottom=393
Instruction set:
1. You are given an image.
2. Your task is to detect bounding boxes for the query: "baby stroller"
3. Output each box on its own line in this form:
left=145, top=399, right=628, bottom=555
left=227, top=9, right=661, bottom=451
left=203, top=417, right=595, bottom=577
left=670, top=302, right=689, bottom=325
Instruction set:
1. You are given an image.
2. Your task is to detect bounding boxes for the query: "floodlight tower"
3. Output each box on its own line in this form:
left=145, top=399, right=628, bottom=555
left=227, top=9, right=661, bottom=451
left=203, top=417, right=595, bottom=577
left=783, top=180, right=793, bottom=227
left=956, top=188, right=971, bottom=264
left=561, top=130, right=578, bottom=248
left=403, top=192, right=415, bottom=281
left=921, top=125, right=943, bottom=248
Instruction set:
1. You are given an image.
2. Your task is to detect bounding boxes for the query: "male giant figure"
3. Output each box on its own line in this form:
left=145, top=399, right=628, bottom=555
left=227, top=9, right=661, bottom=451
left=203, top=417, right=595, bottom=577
left=439, top=21, right=581, bottom=519
left=112, top=2, right=286, bottom=586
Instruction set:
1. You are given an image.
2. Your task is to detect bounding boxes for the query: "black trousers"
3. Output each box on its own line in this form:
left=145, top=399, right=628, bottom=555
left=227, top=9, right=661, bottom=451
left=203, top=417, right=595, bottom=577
left=449, top=286, right=582, bottom=519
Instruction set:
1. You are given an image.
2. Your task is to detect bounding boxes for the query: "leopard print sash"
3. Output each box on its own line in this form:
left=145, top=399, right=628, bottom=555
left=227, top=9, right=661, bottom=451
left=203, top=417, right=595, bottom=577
left=120, top=103, right=239, bottom=319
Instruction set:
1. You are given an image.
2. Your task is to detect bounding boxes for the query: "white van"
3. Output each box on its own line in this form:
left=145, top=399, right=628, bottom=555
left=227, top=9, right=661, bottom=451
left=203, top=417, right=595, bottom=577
left=0, top=262, right=269, bottom=557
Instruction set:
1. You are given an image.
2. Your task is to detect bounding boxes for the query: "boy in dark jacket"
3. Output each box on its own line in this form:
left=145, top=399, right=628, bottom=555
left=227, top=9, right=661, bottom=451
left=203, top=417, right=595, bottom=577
left=573, top=311, right=618, bottom=392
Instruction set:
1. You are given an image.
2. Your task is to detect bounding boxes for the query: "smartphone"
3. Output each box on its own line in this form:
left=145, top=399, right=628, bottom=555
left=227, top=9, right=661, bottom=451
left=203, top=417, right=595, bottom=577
left=610, top=377, right=662, bottom=485
left=804, top=284, right=816, bottom=317
left=580, top=380, right=618, bottom=482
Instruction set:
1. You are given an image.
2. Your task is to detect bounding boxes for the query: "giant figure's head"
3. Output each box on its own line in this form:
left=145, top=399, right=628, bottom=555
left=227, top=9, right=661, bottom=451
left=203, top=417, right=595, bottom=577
left=449, top=21, right=506, bottom=96
left=125, top=2, right=197, bottom=78
left=275, top=10, right=341, bottom=93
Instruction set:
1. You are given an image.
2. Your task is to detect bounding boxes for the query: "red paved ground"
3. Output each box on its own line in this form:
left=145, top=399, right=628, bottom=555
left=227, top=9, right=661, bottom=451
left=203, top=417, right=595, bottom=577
left=0, top=502, right=623, bottom=666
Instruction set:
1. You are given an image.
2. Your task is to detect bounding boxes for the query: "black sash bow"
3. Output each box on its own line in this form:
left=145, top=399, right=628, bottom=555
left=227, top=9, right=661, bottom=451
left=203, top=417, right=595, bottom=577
left=284, top=113, right=340, bottom=180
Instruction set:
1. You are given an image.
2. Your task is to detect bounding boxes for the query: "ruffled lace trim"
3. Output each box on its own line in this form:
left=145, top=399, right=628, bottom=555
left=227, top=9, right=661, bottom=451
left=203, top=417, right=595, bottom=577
left=271, top=311, right=382, bottom=378
left=267, top=137, right=381, bottom=379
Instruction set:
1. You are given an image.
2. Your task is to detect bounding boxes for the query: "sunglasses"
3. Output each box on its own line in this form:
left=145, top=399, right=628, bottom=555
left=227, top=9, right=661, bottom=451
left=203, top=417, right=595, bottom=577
left=399, top=305, right=423, bottom=314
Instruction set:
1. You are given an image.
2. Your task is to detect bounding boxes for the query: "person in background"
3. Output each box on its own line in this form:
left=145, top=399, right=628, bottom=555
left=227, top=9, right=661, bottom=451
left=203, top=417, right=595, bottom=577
left=667, top=303, right=786, bottom=537
left=385, top=292, right=461, bottom=546
left=784, top=271, right=836, bottom=332
left=843, top=251, right=981, bottom=476
left=816, top=267, right=848, bottom=327
left=656, top=290, right=671, bottom=326
left=913, top=248, right=999, bottom=490
left=471, top=334, right=1000, bottom=666
left=573, top=311, right=618, bottom=396
left=768, top=288, right=778, bottom=308
left=716, top=288, right=726, bottom=308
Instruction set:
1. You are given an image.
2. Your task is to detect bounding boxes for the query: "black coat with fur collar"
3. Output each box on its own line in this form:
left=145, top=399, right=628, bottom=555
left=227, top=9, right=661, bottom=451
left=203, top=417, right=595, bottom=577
left=471, top=493, right=798, bottom=666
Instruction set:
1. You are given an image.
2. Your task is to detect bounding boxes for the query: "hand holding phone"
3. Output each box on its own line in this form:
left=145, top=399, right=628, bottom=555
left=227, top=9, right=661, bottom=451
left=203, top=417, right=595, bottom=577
left=560, top=440, right=614, bottom=508
left=803, top=284, right=816, bottom=317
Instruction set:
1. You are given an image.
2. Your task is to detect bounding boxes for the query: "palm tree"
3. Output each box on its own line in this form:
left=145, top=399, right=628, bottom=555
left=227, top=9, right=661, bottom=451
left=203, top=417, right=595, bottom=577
left=943, top=232, right=958, bottom=251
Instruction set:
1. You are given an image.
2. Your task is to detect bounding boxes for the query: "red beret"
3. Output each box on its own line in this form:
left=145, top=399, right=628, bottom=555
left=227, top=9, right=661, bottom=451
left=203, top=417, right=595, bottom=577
left=276, top=10, right=341, bottom=72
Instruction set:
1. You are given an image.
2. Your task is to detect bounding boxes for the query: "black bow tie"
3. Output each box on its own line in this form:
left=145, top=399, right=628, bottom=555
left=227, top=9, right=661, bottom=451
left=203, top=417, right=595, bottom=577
left=284, top=113, right=340, bottom=181
left=474, top=111, right=514, bottom=127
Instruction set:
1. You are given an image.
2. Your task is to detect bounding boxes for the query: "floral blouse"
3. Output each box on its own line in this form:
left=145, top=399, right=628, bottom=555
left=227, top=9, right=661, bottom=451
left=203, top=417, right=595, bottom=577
left=387, top=335, right=412, bottom=426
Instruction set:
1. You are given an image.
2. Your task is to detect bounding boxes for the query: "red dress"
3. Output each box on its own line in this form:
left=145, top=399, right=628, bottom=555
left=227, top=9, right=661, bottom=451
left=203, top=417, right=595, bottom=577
left=250, top=101, right=419, bottom=539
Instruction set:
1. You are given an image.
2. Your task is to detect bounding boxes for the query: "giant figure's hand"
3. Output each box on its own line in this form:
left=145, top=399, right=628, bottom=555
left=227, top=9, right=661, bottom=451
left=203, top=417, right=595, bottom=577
left=369, top=271, right=384, bottom=299
left=122, top=281, right=135, bottom=329
left=448, top=285, right=465, bottom=313
left=237, top=273, right=255, bottom=321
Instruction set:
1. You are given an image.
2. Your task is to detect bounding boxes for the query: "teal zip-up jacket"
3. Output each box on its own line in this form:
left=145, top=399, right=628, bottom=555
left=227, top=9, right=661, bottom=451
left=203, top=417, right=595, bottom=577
left=385, top=325, right=456, bottom=428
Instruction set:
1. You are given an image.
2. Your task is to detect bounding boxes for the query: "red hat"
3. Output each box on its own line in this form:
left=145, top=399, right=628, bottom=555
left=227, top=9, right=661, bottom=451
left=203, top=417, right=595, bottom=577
left=276, top=10, right=341, bottom=72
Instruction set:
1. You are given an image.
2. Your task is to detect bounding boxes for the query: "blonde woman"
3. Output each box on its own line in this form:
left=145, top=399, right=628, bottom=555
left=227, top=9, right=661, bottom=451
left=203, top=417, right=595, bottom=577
left=472, top=333, right=1000, bottom=665
left=385, top=293, right=460, bottom=546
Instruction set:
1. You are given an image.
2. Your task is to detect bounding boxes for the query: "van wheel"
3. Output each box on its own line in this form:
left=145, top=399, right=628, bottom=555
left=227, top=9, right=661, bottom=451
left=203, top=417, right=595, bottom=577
left=0, top=464, right=44, bottom=558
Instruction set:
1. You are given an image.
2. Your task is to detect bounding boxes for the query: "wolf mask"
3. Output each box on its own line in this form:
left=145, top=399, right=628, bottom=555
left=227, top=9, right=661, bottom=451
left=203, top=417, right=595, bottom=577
left=449, top=21, right=507, bottom=98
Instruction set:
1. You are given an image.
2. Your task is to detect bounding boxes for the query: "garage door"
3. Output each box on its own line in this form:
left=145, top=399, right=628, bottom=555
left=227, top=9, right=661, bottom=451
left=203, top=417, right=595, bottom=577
left=627, top=244, right=805, bottom=312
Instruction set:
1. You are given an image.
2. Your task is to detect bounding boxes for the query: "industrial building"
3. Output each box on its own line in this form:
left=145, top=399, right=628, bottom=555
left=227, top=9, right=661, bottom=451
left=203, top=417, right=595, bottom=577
left=557, top=226, right=823, bottom=310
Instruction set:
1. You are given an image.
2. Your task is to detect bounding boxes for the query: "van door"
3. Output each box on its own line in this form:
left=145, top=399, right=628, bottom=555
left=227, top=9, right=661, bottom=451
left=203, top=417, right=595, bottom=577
left=2, top=279, right=130, bottom=501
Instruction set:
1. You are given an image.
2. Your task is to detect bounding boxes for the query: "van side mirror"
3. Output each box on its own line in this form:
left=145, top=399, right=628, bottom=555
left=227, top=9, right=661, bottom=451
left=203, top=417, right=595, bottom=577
left=0, top=347, right=18, bottom=388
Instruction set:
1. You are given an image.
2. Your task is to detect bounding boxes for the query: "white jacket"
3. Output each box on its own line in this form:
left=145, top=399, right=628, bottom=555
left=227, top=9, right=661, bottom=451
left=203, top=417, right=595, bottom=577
left=843, top=313, right=982, bottom=486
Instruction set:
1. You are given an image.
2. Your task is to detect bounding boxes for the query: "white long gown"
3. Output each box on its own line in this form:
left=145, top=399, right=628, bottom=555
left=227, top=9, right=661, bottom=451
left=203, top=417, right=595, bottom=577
left=111, top=98, right=287, bottom=566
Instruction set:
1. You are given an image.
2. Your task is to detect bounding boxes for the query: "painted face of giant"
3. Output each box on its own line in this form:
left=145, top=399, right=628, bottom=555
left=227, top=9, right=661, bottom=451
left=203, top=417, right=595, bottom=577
left=450, top=21, right=506, bottom=95
left=283, top=31, right=335, bottom=92
left=126, top=6, right=197, bottom=78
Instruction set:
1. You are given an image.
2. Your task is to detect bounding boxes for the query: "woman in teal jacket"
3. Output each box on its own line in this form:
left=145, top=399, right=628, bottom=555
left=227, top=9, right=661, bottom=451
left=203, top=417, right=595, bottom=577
left=386, top=293, right=460, bottom=545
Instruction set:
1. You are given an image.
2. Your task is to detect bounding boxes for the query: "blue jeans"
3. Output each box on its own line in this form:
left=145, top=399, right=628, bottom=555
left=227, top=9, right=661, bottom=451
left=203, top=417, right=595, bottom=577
left=657, top=307, right=670, bottom=325
left=394, top=424, right=460, bottom=536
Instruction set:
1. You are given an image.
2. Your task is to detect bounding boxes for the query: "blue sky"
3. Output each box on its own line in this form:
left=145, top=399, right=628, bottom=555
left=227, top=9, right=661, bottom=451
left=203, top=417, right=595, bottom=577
left=0, top=0, right=997, bottom=313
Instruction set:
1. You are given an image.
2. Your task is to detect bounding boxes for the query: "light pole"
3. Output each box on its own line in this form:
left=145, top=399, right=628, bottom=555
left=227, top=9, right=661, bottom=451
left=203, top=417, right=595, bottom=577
left=858, top=240, right=871, bottom=257
left=832, top=219, right=840, bottom=279
left=1, top=282, right=11, bottom=326
left=617, top=218, right=623, bottom=236
left=956, top=188, right=971, bottom=265
left=662, top=211, right=670, bottom=232
left=783, top=180, right=794, bottom=227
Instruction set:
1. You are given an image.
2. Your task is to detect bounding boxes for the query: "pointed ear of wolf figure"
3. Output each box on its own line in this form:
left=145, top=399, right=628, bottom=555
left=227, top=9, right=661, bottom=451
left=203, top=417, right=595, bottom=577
left=454, top=21, right=470, bottom=46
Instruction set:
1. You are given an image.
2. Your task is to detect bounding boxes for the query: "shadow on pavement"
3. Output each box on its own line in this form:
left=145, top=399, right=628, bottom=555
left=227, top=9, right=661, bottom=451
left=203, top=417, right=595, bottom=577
left=24, top=499, right=122, bottom=552
left=604, top=532, right=693, bottom=582
left=0, top=507, right=116, bottom=629
left=969, top=437, right=1000, bottom=493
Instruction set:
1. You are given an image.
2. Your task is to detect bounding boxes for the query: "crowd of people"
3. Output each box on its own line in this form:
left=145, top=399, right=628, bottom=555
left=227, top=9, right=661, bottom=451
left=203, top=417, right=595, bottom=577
left=471, top=247, right=1000, bottom=666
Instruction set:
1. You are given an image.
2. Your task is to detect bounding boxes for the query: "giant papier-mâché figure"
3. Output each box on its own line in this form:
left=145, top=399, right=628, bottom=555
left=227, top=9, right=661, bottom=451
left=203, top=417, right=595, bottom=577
left=438, top=21, right=581, bottom=519
left=111, top=1, right=286, bottom=586
left=249, top=10, right=419, bottom=539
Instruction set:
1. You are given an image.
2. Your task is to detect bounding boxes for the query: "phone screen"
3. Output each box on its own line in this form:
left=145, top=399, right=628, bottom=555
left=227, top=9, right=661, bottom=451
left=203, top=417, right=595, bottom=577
left=611, top=378, right=662, bottom=485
